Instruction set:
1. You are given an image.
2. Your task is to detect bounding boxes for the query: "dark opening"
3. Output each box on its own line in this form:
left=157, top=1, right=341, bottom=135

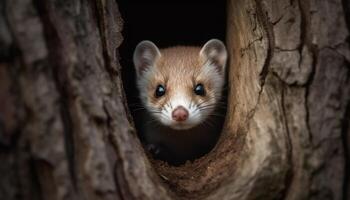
left=119, top=1, right=227, bottom=165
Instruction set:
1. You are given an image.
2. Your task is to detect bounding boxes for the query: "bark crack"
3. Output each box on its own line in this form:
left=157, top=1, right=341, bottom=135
left=240, top=36, right=263, bottom=56
left=103, top=101, right=126, bottom=200
left=299, top=0, right=314, bottom=143
left=320, top=45, right=350, bottom=63
left=246, top=0, right=275, bottom=121
left=94, top=0, right=116, bottom=77
left=341, top=60, right=350, bottom=200
left=278, top=78, right=294, bottom=200
left=255, top=0, right=274, bottom=88
left=32, top=0, right=78, bottom=190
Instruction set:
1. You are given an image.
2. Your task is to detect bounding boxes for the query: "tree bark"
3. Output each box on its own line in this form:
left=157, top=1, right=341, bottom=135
left=0, top=0, right=349, bottom=200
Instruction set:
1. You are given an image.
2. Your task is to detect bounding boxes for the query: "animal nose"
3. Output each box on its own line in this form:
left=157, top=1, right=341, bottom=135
left=172, top=106, right=189, bottom=122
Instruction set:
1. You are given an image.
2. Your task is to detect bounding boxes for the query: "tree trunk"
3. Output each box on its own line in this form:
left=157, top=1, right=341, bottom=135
left=0, top=0, right=349, bottom=200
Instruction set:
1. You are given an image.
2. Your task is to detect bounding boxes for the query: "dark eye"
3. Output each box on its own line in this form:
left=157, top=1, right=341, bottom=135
left=155, top=84, right=166, bottom=98
left=194, top=84, right=205, bottom=96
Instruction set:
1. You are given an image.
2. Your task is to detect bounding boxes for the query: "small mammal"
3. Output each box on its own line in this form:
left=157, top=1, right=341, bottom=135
left=133, top=39, right=227, bottom=165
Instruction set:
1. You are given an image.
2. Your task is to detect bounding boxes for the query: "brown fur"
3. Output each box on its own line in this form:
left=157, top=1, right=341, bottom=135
left=148, top=46, right=214, bottom=109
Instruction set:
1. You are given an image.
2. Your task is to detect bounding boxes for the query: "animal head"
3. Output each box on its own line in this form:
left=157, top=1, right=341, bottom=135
left=133, top=39, right=227, bottom=130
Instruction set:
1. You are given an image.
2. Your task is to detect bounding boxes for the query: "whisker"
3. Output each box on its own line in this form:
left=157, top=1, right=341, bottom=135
left=148, top=112, right=163, bottom=115
left=191, top=111, right=201, bottom=119
left=146, top=118, right=159, bottom=125
left=132, top=108, right=147, bottom=112
left=202, top=119, right=215, bottom=128
left=198, top=105, right=219, bottom=110
left=165, top=102, right=172, bottom=110
left=199, top=102, right=227, bottom=108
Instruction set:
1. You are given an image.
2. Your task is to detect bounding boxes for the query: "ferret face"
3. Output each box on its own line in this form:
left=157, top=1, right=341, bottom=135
left=133, top=39, right=227, bottom=130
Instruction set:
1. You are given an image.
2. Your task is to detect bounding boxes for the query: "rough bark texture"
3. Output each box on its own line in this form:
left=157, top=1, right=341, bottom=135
left=0, top=0, right=349, bottom=200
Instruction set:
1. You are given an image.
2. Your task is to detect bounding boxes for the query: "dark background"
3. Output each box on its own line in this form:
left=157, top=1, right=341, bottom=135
left=118, top=1, right=227, bottom=119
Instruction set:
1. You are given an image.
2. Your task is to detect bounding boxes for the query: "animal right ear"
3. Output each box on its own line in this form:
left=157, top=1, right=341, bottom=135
left=133, top=40, right=161, bottom=76
left=200, top=39, right=227, bottom=74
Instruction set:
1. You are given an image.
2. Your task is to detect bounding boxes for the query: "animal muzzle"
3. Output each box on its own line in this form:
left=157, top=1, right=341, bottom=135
left=171, top=106, right=189, bottom=122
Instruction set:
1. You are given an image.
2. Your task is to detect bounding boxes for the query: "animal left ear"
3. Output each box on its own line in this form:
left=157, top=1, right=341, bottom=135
left=200, top=39, right=227, bottom=73
left=133, top=40, right=161, bottom=77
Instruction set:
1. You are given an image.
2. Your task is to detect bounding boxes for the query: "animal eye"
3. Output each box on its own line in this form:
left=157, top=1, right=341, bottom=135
left=194, top=84, right=205, bottom=96
left=155, top=84, right=166, bottom=98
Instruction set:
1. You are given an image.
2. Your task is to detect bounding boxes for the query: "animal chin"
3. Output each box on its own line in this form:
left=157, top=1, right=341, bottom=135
left=168, top=122, right=197, bottom=130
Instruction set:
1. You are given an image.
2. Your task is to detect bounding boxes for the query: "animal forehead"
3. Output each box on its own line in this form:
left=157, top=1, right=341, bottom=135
left=156, top=46, right=203, bottom=72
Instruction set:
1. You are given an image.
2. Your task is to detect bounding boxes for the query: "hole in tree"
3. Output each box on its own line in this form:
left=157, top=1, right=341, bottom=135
left=119, top=1, right=227, bottom=166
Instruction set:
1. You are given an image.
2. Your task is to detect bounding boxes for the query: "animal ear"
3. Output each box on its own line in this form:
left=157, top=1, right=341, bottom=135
left=133, top=40, right=161, bottom=76
left=200, top=39, right=227, bottom=73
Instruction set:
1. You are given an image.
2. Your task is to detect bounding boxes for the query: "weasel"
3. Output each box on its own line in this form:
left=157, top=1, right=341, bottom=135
left=133, top=39, right=227, bottom=165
